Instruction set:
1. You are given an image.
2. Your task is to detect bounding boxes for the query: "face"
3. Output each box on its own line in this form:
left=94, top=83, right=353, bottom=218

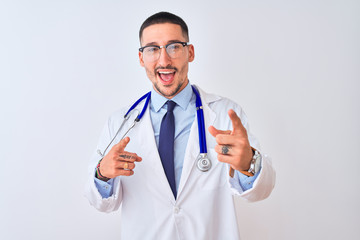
left=139, top=23, right=195, bottom=99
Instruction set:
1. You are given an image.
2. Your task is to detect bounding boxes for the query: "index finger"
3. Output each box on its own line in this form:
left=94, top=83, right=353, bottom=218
left=112, top=137, right=130, bottom=153
left=228, top=109, right=247, bottom=135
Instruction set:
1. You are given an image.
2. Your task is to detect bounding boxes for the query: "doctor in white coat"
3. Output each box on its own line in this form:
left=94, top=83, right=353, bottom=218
left=85, top=12, right=276, bottom=240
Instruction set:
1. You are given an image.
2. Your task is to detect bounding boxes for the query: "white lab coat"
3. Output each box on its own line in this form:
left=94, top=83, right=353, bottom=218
left=85, top=86, right=276, bottom=240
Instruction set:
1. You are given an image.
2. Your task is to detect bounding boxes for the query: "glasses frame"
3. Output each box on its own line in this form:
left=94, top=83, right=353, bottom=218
left=139, top=41, right=189, bottom=53
left=139, top=42, right=190, bottom=61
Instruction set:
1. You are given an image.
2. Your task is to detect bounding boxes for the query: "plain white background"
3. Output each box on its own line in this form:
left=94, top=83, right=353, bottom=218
left=1, top=0, right=359, bottom=239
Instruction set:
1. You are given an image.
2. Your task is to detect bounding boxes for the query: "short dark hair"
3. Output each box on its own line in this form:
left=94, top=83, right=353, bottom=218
left=139, top=12, right=189, bottom=43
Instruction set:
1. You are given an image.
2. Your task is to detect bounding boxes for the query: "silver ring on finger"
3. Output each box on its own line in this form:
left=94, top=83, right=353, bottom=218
left=221, top=145, right=231, bottom=155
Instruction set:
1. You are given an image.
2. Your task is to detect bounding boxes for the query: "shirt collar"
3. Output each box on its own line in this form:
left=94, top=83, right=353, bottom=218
left=150, top=82, right=193, bottom=112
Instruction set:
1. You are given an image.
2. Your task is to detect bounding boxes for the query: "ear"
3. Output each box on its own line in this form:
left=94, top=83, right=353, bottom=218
left=139, top=51, right=145, bottom=67
left=188, top=44, right=195, bottom=62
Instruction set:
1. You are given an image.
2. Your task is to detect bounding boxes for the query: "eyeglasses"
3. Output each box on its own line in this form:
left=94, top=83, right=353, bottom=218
left=139, top=42, right=190, bottom=62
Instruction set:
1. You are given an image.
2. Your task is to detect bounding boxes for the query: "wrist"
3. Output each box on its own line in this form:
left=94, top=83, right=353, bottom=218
left=239, top=148, right=261, bottom=177
left=95, top=159, right=111, bottom=181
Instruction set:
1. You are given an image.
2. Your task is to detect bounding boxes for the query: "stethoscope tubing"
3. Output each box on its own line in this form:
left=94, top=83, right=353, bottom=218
left=98, top=92, right=151, bottom=157
left=192, top=86, right=207, bottom=154
left=98, top=85, right=208, bottom=161
left=125, top=91, right=151, bottom=121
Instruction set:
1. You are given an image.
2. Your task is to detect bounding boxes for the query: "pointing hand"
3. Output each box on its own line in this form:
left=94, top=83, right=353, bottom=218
left=208, top=109, right=253, bottom=175
left=98, top=137, right=142, bottom=179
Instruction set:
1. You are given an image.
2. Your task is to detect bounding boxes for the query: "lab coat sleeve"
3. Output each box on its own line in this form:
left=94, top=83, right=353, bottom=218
left=227, top=105, right=276, bottom=202
left=84, top=116, right=124, bottom=213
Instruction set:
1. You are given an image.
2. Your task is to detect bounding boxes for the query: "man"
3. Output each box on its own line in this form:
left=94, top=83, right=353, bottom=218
left=85, top=12, right=275, bottom=240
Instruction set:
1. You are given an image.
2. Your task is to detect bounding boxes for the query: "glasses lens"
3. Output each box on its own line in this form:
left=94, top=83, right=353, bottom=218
left=143, top=46, right=160, bottom=62
left=166, top=43, right=185, bottom=59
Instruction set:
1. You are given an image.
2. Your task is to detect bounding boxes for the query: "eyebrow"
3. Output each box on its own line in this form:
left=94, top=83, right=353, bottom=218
left=143, top=40, right=184, bottom=47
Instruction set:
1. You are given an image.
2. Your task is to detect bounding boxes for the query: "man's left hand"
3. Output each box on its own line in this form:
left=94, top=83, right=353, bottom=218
left=208, top=109, right=253, bottom=172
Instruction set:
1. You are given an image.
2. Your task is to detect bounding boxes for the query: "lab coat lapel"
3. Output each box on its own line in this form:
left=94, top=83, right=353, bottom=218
left=177, top=86, right=218, bottom=197
left=134, top=102, right=177, bottom=203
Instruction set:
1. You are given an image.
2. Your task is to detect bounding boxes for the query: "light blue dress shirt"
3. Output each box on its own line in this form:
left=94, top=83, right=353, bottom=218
left=94, top=82, right=260, bottom=198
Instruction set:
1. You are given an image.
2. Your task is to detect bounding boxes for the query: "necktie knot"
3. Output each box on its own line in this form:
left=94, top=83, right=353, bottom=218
left=166, top=101, right=176, bottom=112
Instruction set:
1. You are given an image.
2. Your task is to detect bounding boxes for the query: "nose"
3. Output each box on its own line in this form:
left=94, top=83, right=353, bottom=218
left=157, top=47, right=172, bottom=66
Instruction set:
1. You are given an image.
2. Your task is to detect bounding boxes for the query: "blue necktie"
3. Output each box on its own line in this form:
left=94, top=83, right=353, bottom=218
left=159, top=101, right=177, bottom=198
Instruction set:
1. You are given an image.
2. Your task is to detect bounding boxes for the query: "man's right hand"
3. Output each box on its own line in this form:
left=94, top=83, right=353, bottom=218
left=99, top=137, right=142, bottom=178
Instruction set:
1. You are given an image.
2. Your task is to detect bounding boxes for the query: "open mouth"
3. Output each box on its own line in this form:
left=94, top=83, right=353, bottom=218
left=157, top=69, right=176, bottom=84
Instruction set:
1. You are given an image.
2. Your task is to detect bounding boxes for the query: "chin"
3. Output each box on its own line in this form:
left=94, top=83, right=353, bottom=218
left=156, top=85, right=179, bottom=98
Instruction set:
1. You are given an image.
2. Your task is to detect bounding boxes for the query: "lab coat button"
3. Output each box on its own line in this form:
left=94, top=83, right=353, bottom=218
left=174, top=207, right=180, bottom=214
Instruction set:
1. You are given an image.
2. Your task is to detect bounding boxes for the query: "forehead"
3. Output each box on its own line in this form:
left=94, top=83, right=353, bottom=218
left=141, top=23, right=185, bottom=45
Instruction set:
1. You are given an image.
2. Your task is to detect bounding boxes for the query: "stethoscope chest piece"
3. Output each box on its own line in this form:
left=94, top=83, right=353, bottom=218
left=98, top=86, right=212, bottom=173
left=197, top=153, right=211, bottom=172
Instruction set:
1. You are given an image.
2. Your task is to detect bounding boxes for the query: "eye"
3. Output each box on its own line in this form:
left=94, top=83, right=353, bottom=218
left=144, top=46, right=159, bottom=54
left=168, top=43, right=182, bottom=51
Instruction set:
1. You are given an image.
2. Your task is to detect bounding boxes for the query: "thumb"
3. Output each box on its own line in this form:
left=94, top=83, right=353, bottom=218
left=113, top=137, right=130, bottom=152
left=208, top=125, right=231, bottom=137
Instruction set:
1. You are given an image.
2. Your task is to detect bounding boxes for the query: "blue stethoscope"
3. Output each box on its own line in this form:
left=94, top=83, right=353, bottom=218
left=97, top=85, right=211, bottom=172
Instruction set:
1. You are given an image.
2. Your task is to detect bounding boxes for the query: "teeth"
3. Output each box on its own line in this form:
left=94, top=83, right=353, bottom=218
left=158, top=71, right=174, bottom=74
